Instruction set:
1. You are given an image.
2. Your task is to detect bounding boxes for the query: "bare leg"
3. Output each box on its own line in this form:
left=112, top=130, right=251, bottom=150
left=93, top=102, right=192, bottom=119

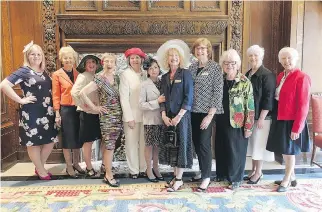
left=63, top=148, right=75, bottom=175
left=40, top=142, right=55, bottom=172
left=168, top=167, right=184, bottom=191
left=250, top=160, right=263, bottom=181
left=152, top=146, right=162, bottom=177
left=83, top=142, right=93, bottom=170
left=104, top=148, right=117, bottom=184
left=248, top=159, right=256, bottom=177
left=281, top=155, right=295, bottom=187
left=27, top=146, right=48, bottom=177
left=144, top=145, right=155, bottom=179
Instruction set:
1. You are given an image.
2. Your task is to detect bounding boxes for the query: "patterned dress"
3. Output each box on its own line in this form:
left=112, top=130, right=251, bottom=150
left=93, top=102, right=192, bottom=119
left=143, top=80, right=164, bottom=146
left=6, top=67, right=58, bottom=146
left=94, top=73, right=123, bottom=150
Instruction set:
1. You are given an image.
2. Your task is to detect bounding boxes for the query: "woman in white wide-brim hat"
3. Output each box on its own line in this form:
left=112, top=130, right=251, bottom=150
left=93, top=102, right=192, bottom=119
left=157, top=39, right=194, bottom=192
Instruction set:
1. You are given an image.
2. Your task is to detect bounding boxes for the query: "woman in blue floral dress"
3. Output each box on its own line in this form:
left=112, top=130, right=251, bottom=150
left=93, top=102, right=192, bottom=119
left=0, top=42, right=58, bottom=180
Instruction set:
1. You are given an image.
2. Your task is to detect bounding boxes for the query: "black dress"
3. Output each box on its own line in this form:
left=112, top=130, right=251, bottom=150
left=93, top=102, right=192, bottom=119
left=60, top=69, right=81, bottom=149
left=266, top=100, right=310, bottom=155
left=215, top=80, right=248, bottom=183
left=7, top=67, right=58, bottom=146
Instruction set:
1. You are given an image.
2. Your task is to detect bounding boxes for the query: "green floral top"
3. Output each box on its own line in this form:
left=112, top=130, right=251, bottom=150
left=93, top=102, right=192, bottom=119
left=226, top=72, right=255, bottom=132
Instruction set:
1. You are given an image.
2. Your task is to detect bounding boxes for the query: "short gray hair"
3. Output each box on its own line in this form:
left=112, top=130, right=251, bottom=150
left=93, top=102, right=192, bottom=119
left=278, top=47, right=299, bottom=63
left=219, top=49, right=241, bottom=70
left=247, top=45, right=265, bottom=59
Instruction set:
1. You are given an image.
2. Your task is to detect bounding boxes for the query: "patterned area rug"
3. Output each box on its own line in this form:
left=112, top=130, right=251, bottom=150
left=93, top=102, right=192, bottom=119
left=1, top=179, right=322, bottom=212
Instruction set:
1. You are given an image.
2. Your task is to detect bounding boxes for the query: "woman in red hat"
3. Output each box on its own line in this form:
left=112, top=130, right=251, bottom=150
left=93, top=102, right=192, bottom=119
left=119, top=48, right=148, bottom=179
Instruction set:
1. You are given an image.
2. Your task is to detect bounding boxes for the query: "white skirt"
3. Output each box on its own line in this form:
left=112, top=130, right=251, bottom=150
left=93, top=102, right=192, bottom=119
left=247, top=120, right=275, bottom=161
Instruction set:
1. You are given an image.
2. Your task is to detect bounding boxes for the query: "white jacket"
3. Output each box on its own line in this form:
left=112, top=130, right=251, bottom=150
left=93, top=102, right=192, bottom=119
left=139, top=78, right=163, bottom=125
left=119, top=67, right=147, bottom=122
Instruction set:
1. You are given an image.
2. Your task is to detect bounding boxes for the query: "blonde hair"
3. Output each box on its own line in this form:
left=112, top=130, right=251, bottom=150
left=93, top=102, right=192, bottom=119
left=23, top=44, right=46, bottom=71
left=191, top=38, right=213, bottom=59
left=247, top=45, right=265, bottom=60
left=58, top=46, right=78, bottom=64
left=219, top=49, right=241, bottom=70
left=101, top=53, right=117, bottom=65
left=162, top=48, right=185, bottom=70
left=278, top=47, right=299, bottom=63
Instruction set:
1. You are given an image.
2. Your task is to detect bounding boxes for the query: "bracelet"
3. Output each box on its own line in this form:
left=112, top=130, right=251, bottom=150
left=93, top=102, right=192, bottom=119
left=55, top=116, right=61, bottom=119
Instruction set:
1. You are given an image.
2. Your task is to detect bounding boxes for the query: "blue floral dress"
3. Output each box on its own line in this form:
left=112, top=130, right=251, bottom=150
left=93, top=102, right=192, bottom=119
left=7, top=66, right=58, bottom=146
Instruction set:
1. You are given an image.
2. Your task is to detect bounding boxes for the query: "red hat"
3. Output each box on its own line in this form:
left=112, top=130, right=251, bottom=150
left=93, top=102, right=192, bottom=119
left=124, top=48, right=146, bottom=59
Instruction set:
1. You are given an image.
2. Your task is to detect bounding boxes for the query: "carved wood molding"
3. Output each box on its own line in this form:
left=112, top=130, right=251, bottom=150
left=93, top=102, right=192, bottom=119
left=147, top=0, right=184, bottom=10
left=42, top=0, right=57, bottom=72
left=229, top=0, right=243, bottom=56
left=103, top=0, right=140, bottom=11
left=58, top=19, right=228, bottom=36
left=191, top=0, right=220, bottom=11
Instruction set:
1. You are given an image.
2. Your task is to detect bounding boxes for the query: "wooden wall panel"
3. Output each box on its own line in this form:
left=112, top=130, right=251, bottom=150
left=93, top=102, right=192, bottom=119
left=1, top=1, right=44, bottom=171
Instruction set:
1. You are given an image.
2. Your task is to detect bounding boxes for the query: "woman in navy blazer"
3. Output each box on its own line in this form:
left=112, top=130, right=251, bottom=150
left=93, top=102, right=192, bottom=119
left=157, top=39, right=194, bottom=192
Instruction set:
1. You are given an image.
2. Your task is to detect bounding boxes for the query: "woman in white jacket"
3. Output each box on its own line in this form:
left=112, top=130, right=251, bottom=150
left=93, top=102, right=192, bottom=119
left=139, top=57, right=165, bottom=182
left=119, top=48, right=148, bottom=178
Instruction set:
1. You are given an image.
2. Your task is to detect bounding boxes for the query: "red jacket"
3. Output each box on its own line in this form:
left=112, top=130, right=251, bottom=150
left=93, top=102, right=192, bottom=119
left=277, top=69, right=311, bottom=133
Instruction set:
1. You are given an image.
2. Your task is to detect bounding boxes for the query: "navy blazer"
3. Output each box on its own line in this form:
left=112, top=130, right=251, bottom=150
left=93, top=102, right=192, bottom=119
left=160, top=68, right=193, bottom=115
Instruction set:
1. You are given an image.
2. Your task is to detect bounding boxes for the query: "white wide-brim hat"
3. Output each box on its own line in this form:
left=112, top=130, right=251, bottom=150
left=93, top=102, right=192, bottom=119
left=156, top=39, right=191, bottom=71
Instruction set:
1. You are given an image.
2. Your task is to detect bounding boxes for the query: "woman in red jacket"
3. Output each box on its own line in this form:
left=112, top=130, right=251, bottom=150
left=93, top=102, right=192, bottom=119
left=266, top=47, right=311, bottom=192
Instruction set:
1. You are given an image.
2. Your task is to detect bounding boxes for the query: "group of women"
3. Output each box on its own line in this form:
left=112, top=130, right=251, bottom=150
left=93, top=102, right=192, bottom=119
left=0, top=38, right=311, bottom=192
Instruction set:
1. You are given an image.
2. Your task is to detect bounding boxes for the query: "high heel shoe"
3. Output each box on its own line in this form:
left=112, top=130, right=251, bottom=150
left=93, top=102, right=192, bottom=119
left=147, top=177, right=159, bottom=183
left=86, top=168, right=98, bottom=178
left=247, top=174, right=263, bottom=184
left=73, top=165, right=86, bottom=175
left=197, top=181, right=211, bottom=192
left=276, top=182, right=290, bottom=192
left=167, top=178, right=183, bottom=192
left=152, top=168, right=164, bottom=181
left=66, top=169, right=78, bottom=179
left=103, top=176, right=120, bottom=187
left=35, top=168, right=52, bottom=177
left=274, top=180, right=297, bottom=187
left=35, top=170, right=51, bottom=180
left=165, top=176, right=176, bottom=188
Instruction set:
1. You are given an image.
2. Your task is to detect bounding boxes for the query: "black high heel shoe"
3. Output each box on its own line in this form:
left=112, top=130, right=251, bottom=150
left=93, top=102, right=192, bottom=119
left=247, top=174, right=263, bottom=184
left=86, top=168, right=99, bottom=178
left=152, top=168, right=164, bottom=181
left=276, top=181, right=290, bottom=192
left=73, top=165, right=86, bottom=175
left=274, top=180, right=297, bottom=187
left=103, top=176, right=120, bottom=187
left=147, top=177, right=159, bottom=183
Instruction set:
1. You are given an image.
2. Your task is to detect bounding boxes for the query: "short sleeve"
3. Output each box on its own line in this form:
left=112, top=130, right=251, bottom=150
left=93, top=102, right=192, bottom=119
left=94, top=74, right=102, bottom=88
left=6, top=67, right=30, bottom=85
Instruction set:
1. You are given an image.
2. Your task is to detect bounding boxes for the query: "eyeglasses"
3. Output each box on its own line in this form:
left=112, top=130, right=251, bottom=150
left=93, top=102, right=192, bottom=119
left=195, top=46, right=207, bottom=51
left=223, top=61, right=237, bottom=66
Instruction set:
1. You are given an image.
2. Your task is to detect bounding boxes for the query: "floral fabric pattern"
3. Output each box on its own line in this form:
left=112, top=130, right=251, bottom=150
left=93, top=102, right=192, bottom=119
left=6, top=67, right=58, bottom=146
left=227, top=72, right=255, bottom=131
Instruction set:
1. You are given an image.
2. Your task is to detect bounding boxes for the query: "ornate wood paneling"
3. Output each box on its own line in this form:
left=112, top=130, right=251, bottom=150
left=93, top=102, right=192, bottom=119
left=65, top=0, right=97, bottom=11
left=147, top=0, right=184, bottom=11
left=58, top=18, right=228, bottom=36
left=103, top=0, right=140, bottom=11
left=42, top=0, right=58, bottom=72
left=191, top=0, right=221, bottom=12
left=228, top=0, right=243, bottom=56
